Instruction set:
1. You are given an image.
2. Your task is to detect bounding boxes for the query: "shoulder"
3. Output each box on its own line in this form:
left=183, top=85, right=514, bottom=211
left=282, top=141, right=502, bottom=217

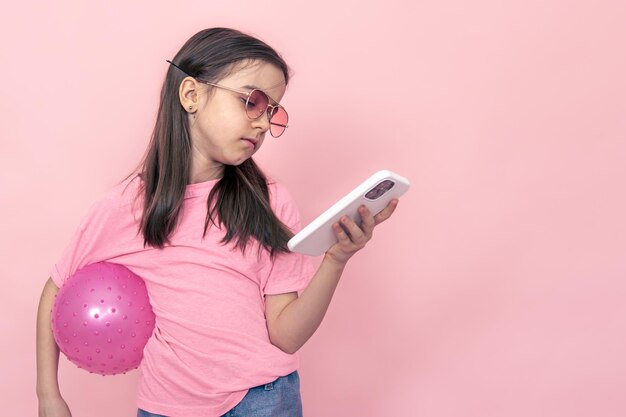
left=266, top=180, right=302, bottom=229
left=267, top=180, right=298, bottom=212
left=267, top=180, right=294, bottom=205
left=81, top=174, right=143, bottom=223
left=98, top=174, right=143, bottom=207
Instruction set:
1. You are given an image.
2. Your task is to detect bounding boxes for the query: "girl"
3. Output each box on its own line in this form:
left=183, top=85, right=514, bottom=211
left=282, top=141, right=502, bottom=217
left=36, top=27, right=398, bottom=417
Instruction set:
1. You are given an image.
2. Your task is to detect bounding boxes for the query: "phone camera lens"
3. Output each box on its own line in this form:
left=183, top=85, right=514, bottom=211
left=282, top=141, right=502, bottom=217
left=365, top=180, right=395, bottom=200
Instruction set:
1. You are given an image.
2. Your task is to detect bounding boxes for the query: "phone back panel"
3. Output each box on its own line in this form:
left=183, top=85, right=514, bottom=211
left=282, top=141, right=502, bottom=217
left=288, top=170, right=410, bottom=256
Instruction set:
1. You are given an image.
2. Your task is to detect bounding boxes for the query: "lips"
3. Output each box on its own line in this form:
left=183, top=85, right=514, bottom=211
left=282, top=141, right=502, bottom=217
left=242, top=138, right=258, bottom=148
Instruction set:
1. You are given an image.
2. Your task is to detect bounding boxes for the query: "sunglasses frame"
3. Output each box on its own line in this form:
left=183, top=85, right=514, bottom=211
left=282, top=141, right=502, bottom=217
left=201, top=82, right=289, bottom=138
left=166, top=60, right=288, bottom=138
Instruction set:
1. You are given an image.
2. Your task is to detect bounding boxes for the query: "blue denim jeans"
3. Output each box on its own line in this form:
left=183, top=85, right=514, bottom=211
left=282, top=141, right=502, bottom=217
left=137, top=370, right=303, bottom=417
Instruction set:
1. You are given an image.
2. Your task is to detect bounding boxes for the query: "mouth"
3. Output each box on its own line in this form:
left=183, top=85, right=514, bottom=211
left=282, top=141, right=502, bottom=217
left=242, top=138, right=258, bottom=149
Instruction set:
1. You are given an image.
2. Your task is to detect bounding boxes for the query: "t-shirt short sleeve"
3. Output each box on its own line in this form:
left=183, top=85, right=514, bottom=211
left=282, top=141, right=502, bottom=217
left=262, top=182, right=316, bottom=295
left=49, top=198, right=113, bottom=288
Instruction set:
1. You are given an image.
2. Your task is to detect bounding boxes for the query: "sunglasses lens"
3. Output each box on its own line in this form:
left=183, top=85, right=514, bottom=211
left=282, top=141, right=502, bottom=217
left=270, top=106, right=288, bottom=137
left=246, top=90, right=269, bottom=119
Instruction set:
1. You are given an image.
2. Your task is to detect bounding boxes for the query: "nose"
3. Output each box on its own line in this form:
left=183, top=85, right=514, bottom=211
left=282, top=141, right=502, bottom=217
left=250, top=107, right=271, bottom=133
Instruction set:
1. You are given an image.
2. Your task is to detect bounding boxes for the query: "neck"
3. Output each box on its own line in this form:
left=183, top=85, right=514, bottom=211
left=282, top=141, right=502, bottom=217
left=189, top=162, right=224, bottom=184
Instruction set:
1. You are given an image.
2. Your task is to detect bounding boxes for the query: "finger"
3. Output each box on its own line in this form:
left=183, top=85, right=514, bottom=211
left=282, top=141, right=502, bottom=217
left=339, top=215, right=366, bottom=244
left=333, top=222, right=352, bottom=245
left=358, top=205, right=376, bottom=237
left=373, top=199, right=399, bottom=225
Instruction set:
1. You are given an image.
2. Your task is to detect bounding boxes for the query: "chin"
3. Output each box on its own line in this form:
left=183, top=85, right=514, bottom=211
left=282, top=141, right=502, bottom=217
left=226, top=156, right=253, bottom=167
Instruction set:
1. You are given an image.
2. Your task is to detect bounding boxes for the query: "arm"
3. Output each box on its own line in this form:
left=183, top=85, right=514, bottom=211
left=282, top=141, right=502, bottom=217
left=36, top=277, right=72, bottom=417
left=266, top=200, right=399, bottom=354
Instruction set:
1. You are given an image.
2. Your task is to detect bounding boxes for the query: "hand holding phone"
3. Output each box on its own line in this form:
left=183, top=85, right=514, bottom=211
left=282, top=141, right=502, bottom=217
left=288, top=170, right=410, bottom=256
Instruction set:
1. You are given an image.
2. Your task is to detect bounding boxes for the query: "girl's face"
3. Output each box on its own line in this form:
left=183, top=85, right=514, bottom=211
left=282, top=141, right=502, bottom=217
left=182, top=60, right=287, bottom=182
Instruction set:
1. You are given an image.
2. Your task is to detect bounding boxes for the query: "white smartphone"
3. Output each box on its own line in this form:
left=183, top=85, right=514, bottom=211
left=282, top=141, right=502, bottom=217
left=288, top=170, right=410, bottom=256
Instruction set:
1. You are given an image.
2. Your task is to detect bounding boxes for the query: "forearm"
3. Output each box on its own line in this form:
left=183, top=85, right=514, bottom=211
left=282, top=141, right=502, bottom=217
left=271, top=255, right=347, bottom=354
left=36, top=278, right=62, bottom=399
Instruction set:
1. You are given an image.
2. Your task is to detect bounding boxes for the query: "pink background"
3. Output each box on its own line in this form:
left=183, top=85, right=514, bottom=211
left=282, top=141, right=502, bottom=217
left=2, top=1, right=626, bottom=416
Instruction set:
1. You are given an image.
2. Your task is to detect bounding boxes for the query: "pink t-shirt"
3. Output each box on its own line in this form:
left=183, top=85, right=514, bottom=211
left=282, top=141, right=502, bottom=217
left=50, top=174, right=316, bottom=417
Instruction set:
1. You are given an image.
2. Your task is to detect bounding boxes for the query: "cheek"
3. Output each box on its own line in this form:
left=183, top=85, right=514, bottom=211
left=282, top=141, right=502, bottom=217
left=193, top=119, right=215, bottom=141
left=212, top=108, right=246, bottom=132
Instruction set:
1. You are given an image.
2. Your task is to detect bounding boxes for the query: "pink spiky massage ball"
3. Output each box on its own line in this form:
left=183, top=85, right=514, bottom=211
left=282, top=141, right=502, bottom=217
left=51, top=261, right=155, bottom=375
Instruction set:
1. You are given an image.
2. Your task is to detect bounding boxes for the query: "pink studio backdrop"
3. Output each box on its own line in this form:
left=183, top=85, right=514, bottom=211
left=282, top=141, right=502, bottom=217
left=1, top=1, right=625, bottom=416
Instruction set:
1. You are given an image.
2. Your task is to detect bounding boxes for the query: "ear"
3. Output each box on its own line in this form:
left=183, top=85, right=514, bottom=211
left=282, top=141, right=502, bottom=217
left=179, top=77, right=202, bottom=112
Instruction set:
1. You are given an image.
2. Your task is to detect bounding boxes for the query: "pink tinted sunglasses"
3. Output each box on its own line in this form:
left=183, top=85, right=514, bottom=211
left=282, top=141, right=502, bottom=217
left=166, top=60, right=288, bottom=137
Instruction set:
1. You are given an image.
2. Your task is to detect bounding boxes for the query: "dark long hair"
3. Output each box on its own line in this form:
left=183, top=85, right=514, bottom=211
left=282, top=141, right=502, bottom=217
left=123, top=28, right=293, bottom=257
